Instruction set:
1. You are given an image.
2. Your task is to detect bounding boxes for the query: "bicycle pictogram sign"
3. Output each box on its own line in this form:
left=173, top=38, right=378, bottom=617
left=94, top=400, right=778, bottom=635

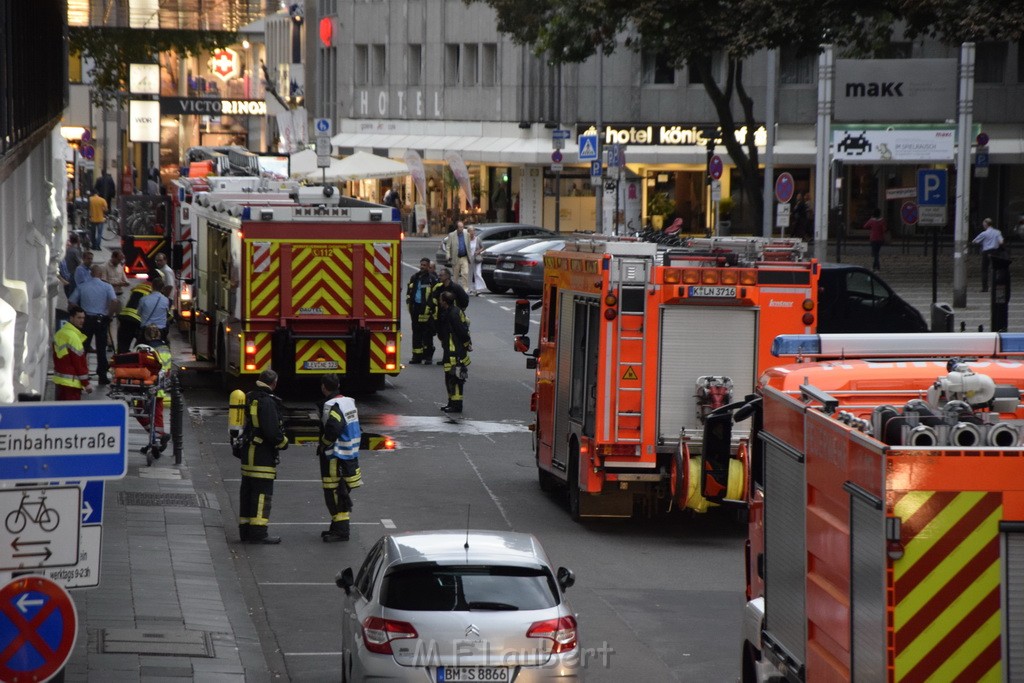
left=0, top=576, right=77, bottom=682
left=6, top=493, right=60, bottom=534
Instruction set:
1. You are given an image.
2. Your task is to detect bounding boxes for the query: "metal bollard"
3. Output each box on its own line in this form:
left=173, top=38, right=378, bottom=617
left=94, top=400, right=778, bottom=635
left=170, top=371, right=184, bottom=465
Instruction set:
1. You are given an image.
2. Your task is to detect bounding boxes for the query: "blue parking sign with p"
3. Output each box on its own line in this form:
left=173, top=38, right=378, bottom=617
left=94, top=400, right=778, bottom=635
left=917, top=169, right=947, bottom=207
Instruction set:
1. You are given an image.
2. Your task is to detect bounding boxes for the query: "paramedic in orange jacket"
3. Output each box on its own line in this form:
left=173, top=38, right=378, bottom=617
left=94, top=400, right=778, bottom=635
left=52, top=305, right=93, bottom=400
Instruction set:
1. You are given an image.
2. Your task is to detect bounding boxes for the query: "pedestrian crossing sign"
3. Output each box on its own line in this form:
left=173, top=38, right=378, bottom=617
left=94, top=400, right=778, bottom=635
left=578, top=134, right=598, bottom=161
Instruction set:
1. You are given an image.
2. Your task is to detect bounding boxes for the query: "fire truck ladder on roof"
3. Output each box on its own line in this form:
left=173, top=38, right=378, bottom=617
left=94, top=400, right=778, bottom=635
left=610, top=256, right=652, bottom=445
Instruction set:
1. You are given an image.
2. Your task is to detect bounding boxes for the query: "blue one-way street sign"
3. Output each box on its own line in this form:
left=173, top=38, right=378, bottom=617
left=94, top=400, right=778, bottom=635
left=0, top=402, right=127, bottom=481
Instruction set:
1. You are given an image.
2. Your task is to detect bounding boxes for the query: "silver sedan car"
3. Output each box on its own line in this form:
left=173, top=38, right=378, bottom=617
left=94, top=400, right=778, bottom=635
left=337, top=530, right=579, bottom=682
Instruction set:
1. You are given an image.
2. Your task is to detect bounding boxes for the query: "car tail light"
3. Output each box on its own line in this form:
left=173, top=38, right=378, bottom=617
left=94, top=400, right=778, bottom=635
left=517, top=259, right=539, bottom=267
left=739, top=270, right=757, bottom=286
left=527, top=616, right=577, bottom=653
left=361, top=616, right=418, bottom=655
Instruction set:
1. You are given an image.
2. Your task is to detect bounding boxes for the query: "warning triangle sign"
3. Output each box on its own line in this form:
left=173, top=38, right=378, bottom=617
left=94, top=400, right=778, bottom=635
left=622, top=366, right=638, bottom=381
left=130, top=254, right=149, bottom=273
left=580, top=138, right=596, bottom=158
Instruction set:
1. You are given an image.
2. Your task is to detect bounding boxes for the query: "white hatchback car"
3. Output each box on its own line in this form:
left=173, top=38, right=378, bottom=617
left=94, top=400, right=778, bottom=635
left=336, top=530, right=579, bottom=682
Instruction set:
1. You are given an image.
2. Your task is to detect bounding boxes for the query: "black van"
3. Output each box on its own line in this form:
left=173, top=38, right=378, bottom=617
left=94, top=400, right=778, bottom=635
left=818, top=263, right=928, bottom=333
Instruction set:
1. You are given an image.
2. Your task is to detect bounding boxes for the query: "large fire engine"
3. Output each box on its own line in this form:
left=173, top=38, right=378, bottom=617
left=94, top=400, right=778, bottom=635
left=513, top=236, right=821, bottom=519
left=170, top=174, right=300, bottom=324
left=184, top=189, right=402, bottom=389
left=727, top=333, right=1024, bottom=682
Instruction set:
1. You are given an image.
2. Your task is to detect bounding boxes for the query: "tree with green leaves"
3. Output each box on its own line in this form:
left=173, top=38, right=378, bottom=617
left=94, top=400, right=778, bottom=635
left=70, top=27, right=238, bottom=108
left=468, top=0, right=1023, bottom=229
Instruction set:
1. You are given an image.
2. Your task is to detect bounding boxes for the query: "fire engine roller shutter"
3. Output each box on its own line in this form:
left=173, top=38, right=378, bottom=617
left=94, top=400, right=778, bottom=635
left=552, top=290, right=579, bottom=471
left=845, top=482, right=885, bottom=680
left=1003, top=523, right=1024, bottom=678
left=760, top=433, right=806, bottom=674
left=657, top=306, right=758, bottom=443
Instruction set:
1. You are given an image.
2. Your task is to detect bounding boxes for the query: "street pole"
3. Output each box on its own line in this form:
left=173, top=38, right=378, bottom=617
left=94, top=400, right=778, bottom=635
left=595, top=53, right=604, bottom=234
left=762, top=49, right=778, bottom=238
left=813, top=45, right=834, bottom=260
left=953, top=42, right=975, bottom=308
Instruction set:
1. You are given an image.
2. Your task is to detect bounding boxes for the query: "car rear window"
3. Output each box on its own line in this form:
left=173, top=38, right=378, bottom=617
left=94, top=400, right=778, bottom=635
left=380, top=564, right=559, bottom=611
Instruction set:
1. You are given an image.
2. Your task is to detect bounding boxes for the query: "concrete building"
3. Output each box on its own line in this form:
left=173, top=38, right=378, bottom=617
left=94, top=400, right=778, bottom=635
left=310, top=0, right=1024, bottom=237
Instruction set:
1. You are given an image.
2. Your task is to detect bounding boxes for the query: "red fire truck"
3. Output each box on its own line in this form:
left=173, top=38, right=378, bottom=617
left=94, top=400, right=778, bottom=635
left=513, top=236, right=821, bottom=520
left=727, top=333, right=1024, bottom=681
left=187, top=192, right=402, bottom=389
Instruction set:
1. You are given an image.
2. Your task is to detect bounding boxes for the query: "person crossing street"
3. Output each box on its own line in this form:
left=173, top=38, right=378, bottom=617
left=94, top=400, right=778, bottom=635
left=406, top=257, right=438, bottom=364
left=317, top=374, right=363, bottom=543
left=238, top=369, right=289, bottom=544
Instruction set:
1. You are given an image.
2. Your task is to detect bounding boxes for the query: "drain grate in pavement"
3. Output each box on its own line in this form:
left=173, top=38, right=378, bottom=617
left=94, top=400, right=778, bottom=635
left=99, top=628, right=215, bottom=657
left=117, top=491, right=207, bottom=508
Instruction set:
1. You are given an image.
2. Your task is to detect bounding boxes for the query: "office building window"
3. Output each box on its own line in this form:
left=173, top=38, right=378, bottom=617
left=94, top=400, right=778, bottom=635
left=642, top=50, right=675, bottom=85
left=688, top=54, right=720, bottom=85
left=354, top=44, right=369, bottom=86
left=463, top=43, right=479, bottom=85
left=371, top=44, right=386, bottom=85
left=482, top=43, right=498, bottom=86
left=977, top=42, right=1007, bottom=83
left=780, top=46, right=815, bottom=85
left=445, top=43, right=460, bottom=85
left=408, top=44, right=422, bottom=86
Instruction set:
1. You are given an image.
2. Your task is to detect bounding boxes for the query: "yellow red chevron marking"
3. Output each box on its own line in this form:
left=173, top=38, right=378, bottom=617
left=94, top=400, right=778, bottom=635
left=248, top=242, right=281, bottom=317
left=892, top=490, right=1002, bottom=682
left=363, top=244, right=396, bottom=318
left=295, top=339, right=347, bottom=374
left=290, top=245, right=353, bottom=316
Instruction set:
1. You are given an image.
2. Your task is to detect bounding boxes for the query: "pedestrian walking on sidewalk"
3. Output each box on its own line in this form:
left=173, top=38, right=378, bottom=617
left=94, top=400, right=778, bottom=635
left=864, top=209, right=888, bottom=272
left=239, top=369, right=289, bottom=544
left=972, top=217, right=1004, bottom=292
left=52, top=305, right=93, bottom=400
left=317, top=374, right=363, bottom=542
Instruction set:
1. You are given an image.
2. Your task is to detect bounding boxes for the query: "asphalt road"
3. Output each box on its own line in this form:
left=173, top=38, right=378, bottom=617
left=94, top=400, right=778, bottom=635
left=182, top=237, right=748, bottom=682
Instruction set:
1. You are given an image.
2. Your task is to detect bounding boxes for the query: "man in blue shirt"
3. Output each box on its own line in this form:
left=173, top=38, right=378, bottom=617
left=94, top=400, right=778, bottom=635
left=137, top=277, right=172, bottom=343
left=74, top=250, right=95, bottom=286
left=445, top=221, right=472, bottom=290
left=972, top=218, right=1004, bottom=292
left=70, top=264, right=119, bottom=384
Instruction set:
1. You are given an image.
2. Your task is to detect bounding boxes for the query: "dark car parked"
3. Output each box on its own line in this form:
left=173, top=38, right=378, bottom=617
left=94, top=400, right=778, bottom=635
left=818, top=263, right=928, bottom=333
left=493, top=239, right=567, bottom=296
left=479, top=238, right=546, bottom=293
left=435, top=223, right=556, bottom=267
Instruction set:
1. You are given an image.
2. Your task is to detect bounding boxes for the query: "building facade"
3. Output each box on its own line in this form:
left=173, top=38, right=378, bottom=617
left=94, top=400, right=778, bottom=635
left=312, top=0, right=1024, bottom=237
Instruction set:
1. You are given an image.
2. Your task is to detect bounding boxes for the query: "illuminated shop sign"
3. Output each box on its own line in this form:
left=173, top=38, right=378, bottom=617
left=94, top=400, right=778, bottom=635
left=160, top=97, right=267, bottom=116
left=576, top=124, right=767, bottom=147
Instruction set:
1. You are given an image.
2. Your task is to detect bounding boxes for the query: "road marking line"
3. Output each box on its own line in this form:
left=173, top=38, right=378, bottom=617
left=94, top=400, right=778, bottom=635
left=264, top=521, right=381, bottom=525
left=260, top=582, right=336, bottom=586
left=463, top=447, right=512, bottom=528
left=382, top=518, right=396, bottom=529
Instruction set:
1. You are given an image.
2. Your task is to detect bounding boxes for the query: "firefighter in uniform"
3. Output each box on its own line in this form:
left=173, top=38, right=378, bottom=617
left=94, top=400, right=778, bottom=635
left=117, top=279, right=153, bottom=353
left=406, top=257, right=438, bottom=364
left=239, top=369, right=289, bottom=544
left=52, top=305, right=93, bottom=400
left=437, top=291, right=471, bottom=413
left=428, top=268, right=469, bottom=365
left=317, top=373, right=363, bottom=542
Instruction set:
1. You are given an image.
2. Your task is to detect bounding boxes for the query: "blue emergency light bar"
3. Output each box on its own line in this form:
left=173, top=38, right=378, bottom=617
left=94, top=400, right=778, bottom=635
left=772, top=333, right=1024, bottom=358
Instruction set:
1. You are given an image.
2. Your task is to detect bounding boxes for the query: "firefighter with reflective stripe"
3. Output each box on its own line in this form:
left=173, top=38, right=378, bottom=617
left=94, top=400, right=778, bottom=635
left=52, top=305, right=93, bottom=400
left=405, top=257, right=438, bottom=364
left=437, top=291, right=471, bottom=413
left=428, top=268, right=469, bottom=366
left=117, top=280, right=153, bottom=353
left=239, top=369, right=289, bottom=544
left=134, top=325, right=172, bottom=456
left=317, top=373, right=362, bottom=543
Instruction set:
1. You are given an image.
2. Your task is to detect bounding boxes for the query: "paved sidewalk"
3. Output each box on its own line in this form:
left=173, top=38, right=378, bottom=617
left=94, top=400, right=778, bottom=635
left=44, top=252, right=272, bottom=682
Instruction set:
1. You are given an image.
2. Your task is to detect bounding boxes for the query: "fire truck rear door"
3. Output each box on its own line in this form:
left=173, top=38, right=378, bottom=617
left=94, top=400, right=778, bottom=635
left=657, top=306, right=758, bottom=445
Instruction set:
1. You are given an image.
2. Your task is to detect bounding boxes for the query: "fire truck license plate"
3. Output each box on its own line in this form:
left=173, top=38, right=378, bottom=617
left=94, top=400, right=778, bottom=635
left=303, top=360, right=339, bottom=370
left=688, top=285, right=736, bottom=298
left=441, top=667, right=509, bottom=681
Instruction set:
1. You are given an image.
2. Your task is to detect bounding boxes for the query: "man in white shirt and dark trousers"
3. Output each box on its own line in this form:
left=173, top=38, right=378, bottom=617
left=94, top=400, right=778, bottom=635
left=972, top=218, right=1004, bottom=292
